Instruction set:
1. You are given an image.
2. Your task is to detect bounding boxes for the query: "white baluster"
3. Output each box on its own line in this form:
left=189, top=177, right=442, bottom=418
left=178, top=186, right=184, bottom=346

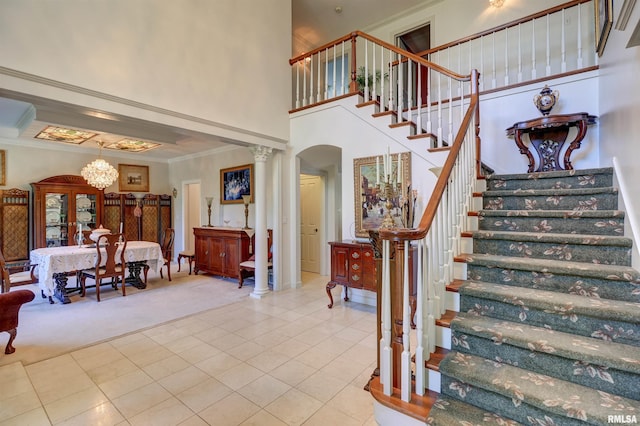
left=416, top=63, right=422, bottom=136
left=364, top=39, right=370, bottom=100
left=546, top=14, right=551, bottom=76
left=317, top=52, right=321, bottom=103
left=397, top=52, right=403, bottom=121
left=517, top=23, right=523, bottom=82
left=401, top=240, right=411, bottom=402
left=561, top=8, right=567, bottom=73
left=532, top=18, right=537, bottom=79
left=492, top=32, right=497, bottom=89
left=381, top=239, right=392, bottom=396
left=415, top=238, right=426, bottom=396
left=577, top=3, right=583, bottom=69
left=504, top=27, right=509, bottom=86
left=295, top=61, right=300, bottom=109
left=325, top=49, right=329, bottom=99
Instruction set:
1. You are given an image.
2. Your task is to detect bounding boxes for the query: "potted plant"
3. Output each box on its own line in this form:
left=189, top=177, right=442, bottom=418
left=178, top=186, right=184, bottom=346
left=355, top=66, right=388, bottom=99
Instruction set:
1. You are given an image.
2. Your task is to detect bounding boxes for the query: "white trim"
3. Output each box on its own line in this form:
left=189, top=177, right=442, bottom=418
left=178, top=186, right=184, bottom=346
left=612, top=157, right=640, bottom=266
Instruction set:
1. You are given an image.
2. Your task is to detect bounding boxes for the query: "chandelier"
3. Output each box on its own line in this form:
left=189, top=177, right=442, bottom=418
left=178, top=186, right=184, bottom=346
left=81, top=141, right=119, bottom=190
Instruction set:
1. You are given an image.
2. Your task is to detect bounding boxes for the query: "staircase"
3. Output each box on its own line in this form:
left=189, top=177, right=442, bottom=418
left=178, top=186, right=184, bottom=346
left=428, top=167, right=640, bottom=425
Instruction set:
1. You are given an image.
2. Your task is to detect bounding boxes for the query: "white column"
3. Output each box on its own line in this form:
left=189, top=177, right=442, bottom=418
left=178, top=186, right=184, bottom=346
left=249, top=145, right=272, bottom=298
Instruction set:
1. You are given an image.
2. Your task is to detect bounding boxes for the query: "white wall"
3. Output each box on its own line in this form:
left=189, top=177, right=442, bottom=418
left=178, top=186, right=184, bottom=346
left=597, top=0, right=640, bottom=266
left=0, top=0, right=292, bottom=145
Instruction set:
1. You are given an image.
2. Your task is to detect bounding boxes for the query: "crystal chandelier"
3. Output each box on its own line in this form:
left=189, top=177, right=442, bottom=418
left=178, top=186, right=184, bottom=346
left=81, top=141, right=119, bottom=190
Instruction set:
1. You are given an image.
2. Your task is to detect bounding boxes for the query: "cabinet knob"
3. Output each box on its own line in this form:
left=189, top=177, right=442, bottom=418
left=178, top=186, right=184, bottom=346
left=352, top=252, right=360, bottom=259
left=352, top=274, right=360, bottom=281
left=352, top=264, right=360, bottom=271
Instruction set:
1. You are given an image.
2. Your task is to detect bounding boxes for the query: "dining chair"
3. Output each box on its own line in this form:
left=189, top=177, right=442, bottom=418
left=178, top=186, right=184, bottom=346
left=0, top=248, right=37, bottom=293
left=72, top=229, right=93, bottom=246
left=0, top=288, right=35, bottom=354
left=80, top=233, right=127, bottom=302
left=238, top=229, right=273, bottom=288
left=159, top=228, right=175, bottom=281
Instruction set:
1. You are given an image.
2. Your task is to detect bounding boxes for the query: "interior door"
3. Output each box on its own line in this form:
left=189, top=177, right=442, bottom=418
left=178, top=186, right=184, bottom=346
left=300, top=174, right=322, bottom=273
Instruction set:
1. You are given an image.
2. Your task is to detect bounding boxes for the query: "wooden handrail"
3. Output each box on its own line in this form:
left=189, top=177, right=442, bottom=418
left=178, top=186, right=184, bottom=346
left=379, top=89, right=479, bottom=243
left=414, top=0, right=591, bottom=57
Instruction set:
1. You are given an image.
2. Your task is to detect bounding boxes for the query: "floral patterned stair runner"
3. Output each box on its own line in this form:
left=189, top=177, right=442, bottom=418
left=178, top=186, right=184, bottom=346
left=435, top=167, right=640, bottom=425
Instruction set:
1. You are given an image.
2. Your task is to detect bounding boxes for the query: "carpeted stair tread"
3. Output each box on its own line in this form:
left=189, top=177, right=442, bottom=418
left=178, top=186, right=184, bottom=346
left=476, top=209, right=625, bottom=236
left=452, top=312, right=640, bottom=373
left=487, top=167, right=613, bottom=183
left=451, top=313, right=640, bottom=400
left=459, top=281, right=640, bottom=346
left=469, top=230, right=632, bottom=247
left=427, top=395, right=523, bottom=425
left=457, top=252, right=640, bottom=282
left=459, top=280, right=640, bottom=323
left=483, top=186, right=618, bottom=198
left=486, top=168, right=613, bottom=192
left=439, top=351, right=640, bottom=425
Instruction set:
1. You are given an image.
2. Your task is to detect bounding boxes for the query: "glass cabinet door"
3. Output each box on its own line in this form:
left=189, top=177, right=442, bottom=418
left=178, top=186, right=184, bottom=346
left=45, top=193, right=69, bottom=247
left=75, top=192, right=98, bottom=235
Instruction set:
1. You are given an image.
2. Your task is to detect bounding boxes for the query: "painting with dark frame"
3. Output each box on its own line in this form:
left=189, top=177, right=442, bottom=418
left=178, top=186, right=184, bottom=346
left=354, top=152, right=411, bottom=238
left=595, top=0, right=613, bottom=56
left=220, top=163, right=254, bottom=204
left=118, top=164, right=150, bottom=192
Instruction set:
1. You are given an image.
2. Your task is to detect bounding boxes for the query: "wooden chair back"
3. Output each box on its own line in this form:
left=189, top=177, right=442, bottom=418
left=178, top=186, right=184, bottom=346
left=73, top=230, right=93, bottom=245
left=161, top=228, right=175, bottom=262
left=95, top=233, right=127, bottom=280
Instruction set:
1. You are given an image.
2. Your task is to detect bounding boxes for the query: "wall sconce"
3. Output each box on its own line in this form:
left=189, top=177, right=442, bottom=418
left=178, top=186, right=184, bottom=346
left=205, top=197, right=213, bottom=227
left=489, top=0, right=504, bottom=7
left=242, top=195, right=251, bottom=229
left=172, top=188, right=177, bottom=198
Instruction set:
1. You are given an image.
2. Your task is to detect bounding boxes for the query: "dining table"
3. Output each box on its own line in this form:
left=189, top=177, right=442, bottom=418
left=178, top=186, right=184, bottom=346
left=30, top=240, right=165, bottom=304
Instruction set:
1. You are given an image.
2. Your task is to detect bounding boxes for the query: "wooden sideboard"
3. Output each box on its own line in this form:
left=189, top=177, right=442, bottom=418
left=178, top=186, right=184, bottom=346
left=326, top=240, right=377, bottom=308
left=193, top=227, right=252, bottom=279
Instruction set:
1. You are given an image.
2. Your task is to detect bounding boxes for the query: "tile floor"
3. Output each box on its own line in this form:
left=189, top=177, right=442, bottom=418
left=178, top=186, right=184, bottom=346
left=0, top=273, right=378, bottom=425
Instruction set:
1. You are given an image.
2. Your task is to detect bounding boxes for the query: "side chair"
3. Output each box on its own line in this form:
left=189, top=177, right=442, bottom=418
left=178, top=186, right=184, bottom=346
left=0, top=288, right=35, bottom=354
left=80, top=233, right=127, bottom=302
left=159, top=228, right=175, bottom=281
left=0, top=247, right=37, bottom=293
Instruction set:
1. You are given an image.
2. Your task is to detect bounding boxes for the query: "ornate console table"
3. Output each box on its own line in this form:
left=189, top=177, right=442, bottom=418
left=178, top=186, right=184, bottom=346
left=506, top=112, right=597, bottom=172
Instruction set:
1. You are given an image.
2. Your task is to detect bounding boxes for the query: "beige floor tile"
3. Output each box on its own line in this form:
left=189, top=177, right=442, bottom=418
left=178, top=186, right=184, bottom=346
left=237, top=375, right=291, bottom=407
left=0, top=407, right=51, bottom=426
left=127, top=345, right=174, bottom=368
left=264, top=388, right=323, bottom=426
left=239, top=410, right=288, bottom=426
left=161, top=335, right=205, bottom=354
left=301, top=405, right=363, bottom=426
left=43, top=386, right=108, bottom=424
left=215, top=362, right=264, bottom=390
left=142, top=354, right=191, bottom=381
left=293, top=344, right=338, bottom=369
left=98, top=369, right=154, bottom=400
left=245, top=349, right=290, bottom=373
left=175, top=341, right=221, bottom=364
left=55, top=401, right=124, bottom=426
left=251, top=330, right=290, bottom=348
left=293, top=327, right=332, bottom=346
left=320, top=355, right=372, bottom=384
left=295, top=370, right=349, bottom=403
left=194, top=352, right=242, bottom=377
left=127, top=397, right=194, bottom=426
left=27, top=359, right=96, bottom=405
left=269, top=359, right=317, bottom=387
left=0, top=389, right=42, bottom=422
left=175, top=377, right=233, bottom=413
left=84, top=357, right=139, bottom=385
left=197, top=393, right=260, bottom=426
left=270, top=337, right=311, bottom=358
left=158, top=365, right=211, bottom=395
left=114, top=335, right=163, bottom=357
left=177, top=415, right=209, bottom=426
left=326, top=383, right=375, bottom=422
left=193, top=326, right=231, bottom=343
left=224, top=340, right=266, bottom=361
left=111, top=382, right=172, bottom=419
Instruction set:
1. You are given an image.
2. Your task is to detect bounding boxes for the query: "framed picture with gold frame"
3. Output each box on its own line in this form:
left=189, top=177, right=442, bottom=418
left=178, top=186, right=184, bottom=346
left=0, top=150, right=5, bottom=186
left=220, top=163, right=253, bottom=204
left=354, top=152, right=411, bottom=238
left=595, top=0, right=613, bottom=56
left=118, top=164, right=149, bottom=192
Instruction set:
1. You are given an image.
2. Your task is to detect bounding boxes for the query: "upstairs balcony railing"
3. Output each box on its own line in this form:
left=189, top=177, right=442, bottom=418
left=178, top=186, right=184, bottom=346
left=290, top=0, right=595, bottom=148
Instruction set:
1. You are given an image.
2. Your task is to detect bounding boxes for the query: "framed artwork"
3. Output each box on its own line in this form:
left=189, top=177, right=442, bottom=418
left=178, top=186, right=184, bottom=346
left=118, top=164, right=150, bottom=192
left=0, top=150, right=5, bottom=186
left=354, top=152, right=411, bottom=238
left=220, top=163, right=254, bottom=204
left=595, top=0, right=613, bottom=56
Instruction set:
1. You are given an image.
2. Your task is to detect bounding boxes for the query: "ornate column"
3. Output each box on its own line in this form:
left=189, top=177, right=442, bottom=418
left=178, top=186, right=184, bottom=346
left=249, top=145, right=272, bottom=298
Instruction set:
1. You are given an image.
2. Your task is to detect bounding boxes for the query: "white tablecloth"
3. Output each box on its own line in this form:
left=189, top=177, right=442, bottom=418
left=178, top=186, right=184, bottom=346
left=30, top=241, right=165, bottom=296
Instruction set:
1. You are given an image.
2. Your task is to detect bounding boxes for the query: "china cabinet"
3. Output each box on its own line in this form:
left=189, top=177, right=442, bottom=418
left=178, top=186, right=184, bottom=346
left=31, top=175, right=103, bottom=249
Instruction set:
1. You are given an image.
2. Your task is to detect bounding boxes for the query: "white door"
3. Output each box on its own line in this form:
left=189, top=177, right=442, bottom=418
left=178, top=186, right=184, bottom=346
left=183, top=182, right=201, bottom=251
left=300, top=174, right=322, bottom=273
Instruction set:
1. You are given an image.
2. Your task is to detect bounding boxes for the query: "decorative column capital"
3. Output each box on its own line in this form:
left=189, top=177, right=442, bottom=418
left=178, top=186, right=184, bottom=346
left=250, top=146, right=273, bottom=162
